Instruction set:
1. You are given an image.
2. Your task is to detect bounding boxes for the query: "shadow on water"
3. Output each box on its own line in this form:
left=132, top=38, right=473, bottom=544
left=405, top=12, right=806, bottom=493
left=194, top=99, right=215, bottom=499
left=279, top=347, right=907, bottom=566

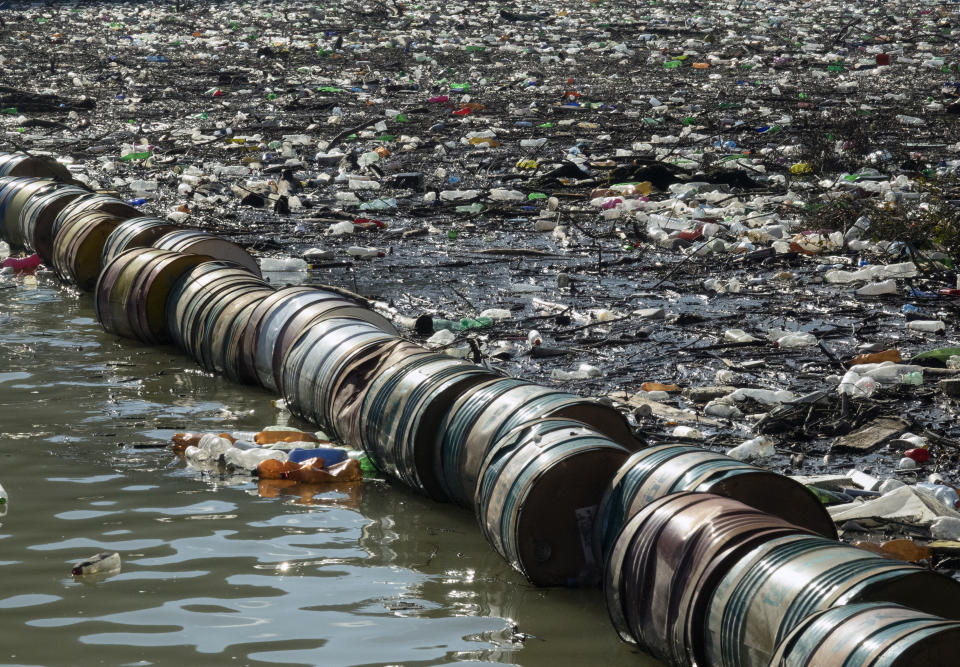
left=0, top=279, right=660, bottom=667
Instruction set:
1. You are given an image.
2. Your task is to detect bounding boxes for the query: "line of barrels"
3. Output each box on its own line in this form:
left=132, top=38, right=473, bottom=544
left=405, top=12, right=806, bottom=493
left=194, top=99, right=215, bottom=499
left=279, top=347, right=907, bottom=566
left=3, top=151, right=959, bottom=666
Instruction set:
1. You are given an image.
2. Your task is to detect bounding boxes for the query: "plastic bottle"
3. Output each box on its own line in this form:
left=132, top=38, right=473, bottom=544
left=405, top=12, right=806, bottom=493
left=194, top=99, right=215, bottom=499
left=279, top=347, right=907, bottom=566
left=776, top=332, right=817, bottom=348
left=478, top=308, right=511, bottom=320
left=931, top=516, right=960, bottom=541
left=347, top=246, right=382, bottom=258
left=848, top=349, right=901, bottom=366
left=726, top=436, right=775, bottom=461
left=672, top=425, right=704, bottom=440
left=260, top=257, right=309, bottom=272
left=550, top=364, right=602, bottom=381
left=439, top=189, right=480, bottom=201
left=855, top=279, right=898, bottom=296
left=916, top=482, right=960, bottom=508
left=289, top=447, right=347, bottom=466
left=0, top=481, right=6, bottom=517
left=907, top=320, right=945, bottom=333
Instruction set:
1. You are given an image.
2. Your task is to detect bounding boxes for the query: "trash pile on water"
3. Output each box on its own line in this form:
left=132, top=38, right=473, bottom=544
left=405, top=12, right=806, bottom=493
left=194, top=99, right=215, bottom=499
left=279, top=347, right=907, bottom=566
left=4, top=150, right=960, bottom=665
left=6, top=0, right=960, bottom=661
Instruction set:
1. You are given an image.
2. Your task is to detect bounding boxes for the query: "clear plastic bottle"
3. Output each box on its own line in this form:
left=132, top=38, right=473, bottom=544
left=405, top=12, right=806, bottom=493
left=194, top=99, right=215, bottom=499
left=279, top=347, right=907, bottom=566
left=726, top=436, right=775, bottom=461
left=907, top=320, right=945, bottom=333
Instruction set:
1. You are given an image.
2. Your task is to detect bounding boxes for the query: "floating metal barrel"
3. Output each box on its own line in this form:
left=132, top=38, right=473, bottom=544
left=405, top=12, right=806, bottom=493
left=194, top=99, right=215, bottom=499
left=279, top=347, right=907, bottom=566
left=328, top=338, right=428, bottom=448
left=50, top=193, right=140, bottom=243
left=250, top=287, right=397, bottom=393
left=593, top=444, right=836, bottom=566
left=154, top=229, right=261, bottom=277
left=51, top=210, right=123, bottom=290
left=170, top=268, right=270, bottom=361
left=101, top=217, right=180, bottom=268
left=279, top=318, right=396, bottom=434
left=359, top=351, right=499, bottom=496
left=474, top=418, right=629, bottom=587
left=603, top=492, right=810, bottom=667
left=436, top=377, right=640, bottom=506
left=96, top=248, right=212, bottom=344
left=704, top=532, right=960, bottom=667
left=204, top=287, right=276, bottom=378
left=0, top=152, right=73, bottom=181
left=164, top=261, right=255, bottom=349
left=769, top=602, right=960, bottom=667
left=18, top=184, right=88, bottom=261
left=192, top=282, right=275, bottom=374
left=0, top=177, right=58, bottom=248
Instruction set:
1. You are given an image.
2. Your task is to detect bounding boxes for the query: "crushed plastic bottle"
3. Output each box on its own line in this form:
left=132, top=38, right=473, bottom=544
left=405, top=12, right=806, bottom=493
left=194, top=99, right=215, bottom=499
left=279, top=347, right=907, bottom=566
left=726, top=436, right=775, bottom=462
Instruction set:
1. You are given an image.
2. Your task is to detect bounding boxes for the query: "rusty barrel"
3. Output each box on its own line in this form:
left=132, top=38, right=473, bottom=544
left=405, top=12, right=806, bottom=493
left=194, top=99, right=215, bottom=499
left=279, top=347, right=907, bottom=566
left=769, top=602, right=960, bottom=667
left=96, top=248, right=212, bottom=343
left=0, top=152, right=73, bottom=180
left=327, top=338, right=428, bottom=448
left=167, top=264, right=269, bottom=361
left=603, top=492, right=811, bottom=666
left=18, top=184, right=88, bottom=261
left=474, top=418, right=629, bottom=587
left=279, top=318, right=397, bottom=434
left=359, top=352, right=499, bottom=497
left=436, top=377, right=640, bottom=507
left=101, top=217, right=180, bottom=268
left=0, top=177, right=58, bottom=248
left=51, top=210, right=123, bottom=289
left=593, top=444, right=836, bottom=566
left=250, top=287, right=397, bottom=393
left=704, top=532, right=960, bottom=667
left=154, top=229, right=261, bottom=277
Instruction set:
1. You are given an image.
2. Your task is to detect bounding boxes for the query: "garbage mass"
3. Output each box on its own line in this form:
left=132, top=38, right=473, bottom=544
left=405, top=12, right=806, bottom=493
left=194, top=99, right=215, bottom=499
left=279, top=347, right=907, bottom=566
left=6, top=0, right=960, bottom=664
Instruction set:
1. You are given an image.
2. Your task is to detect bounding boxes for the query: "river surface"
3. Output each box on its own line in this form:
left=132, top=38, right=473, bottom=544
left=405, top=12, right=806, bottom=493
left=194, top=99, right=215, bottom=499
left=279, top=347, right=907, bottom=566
left=0, top=276, right=658, bottom=667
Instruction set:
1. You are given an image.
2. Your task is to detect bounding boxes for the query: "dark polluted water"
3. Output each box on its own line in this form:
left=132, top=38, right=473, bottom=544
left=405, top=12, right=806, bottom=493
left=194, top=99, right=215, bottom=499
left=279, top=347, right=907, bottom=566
left=0, top=277, right=658, bottom=667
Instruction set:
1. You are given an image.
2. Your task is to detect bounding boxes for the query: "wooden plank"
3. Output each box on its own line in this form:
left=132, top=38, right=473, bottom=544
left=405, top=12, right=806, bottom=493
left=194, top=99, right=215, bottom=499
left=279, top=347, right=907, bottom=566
left=831, top=417, right=910, bottom=453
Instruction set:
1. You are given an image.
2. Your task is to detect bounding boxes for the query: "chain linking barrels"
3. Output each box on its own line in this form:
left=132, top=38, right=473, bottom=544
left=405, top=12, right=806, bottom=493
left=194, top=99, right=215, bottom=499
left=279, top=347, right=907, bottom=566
left=769, top=602, right=960, bottom=667
left=436, top=377, right=640, bottom=506
left=603, top=492, right=811, bottom=667
left=592, top=444, right=836, bottom=566
left=704, top=532, right=960, bottom=667
left=101, top=217, right=180, bottom=268
left=18, top=184, right=88, bottom=261
left=51, top=210, right=124, bottom=290
left=359, top=352, right=499, bottom=496
left=95, top=249, right=213, bottom=344
left=154, top=229, right=261, bottom=277
left=474, top=418, right=630, bottom=586
left=0, top=177, right=58, bottom=248
left=279, top=318, right=397, bottom=435
left=0, top=152, right=73, bottom=181
left=250, top=287, right=398, bottom=393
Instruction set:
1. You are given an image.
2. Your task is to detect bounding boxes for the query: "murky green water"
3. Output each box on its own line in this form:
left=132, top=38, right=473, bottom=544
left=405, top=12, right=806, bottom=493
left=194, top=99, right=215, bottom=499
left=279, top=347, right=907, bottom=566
left=0, top=277, right=658, bottom=667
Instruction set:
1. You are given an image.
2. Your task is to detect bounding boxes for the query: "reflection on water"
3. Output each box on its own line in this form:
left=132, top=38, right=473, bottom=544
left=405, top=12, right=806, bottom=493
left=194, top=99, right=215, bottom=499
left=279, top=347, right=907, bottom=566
left=0, top=278, right=658, bottom=667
